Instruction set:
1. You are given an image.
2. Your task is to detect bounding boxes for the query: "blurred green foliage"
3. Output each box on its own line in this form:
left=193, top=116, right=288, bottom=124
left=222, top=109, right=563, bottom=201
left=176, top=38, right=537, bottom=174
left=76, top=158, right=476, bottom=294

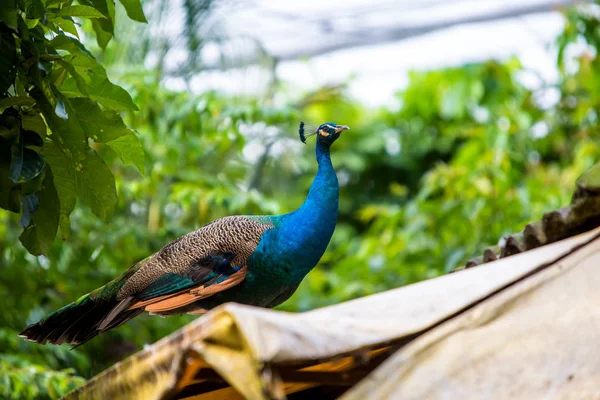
left=2, top=2, right=600, bottom=399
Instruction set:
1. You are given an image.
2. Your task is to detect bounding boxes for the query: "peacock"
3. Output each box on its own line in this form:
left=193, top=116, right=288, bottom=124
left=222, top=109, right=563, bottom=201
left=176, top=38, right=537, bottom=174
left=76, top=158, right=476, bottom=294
left=19, top=122, right=349, bottom=346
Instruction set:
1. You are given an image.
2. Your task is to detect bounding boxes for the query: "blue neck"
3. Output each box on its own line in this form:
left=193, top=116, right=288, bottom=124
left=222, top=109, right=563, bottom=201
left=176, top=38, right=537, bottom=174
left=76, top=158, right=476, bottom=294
left=248, top=141, right=339, bottom=285
left=299, top=141, right=339, bottom=216
left=275, top=141, right=339, bottom=280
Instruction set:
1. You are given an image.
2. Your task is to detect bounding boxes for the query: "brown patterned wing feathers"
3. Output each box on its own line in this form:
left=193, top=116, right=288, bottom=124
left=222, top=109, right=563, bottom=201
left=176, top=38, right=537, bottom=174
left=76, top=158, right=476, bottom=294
left=141, top=266, right=248, bottom=313
left=120, top=216, right=273, bottom=314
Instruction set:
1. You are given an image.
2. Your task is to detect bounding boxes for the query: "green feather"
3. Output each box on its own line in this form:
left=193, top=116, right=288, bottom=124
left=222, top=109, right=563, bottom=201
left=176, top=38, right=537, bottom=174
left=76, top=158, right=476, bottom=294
left=136, top=273, right=196, bottom=299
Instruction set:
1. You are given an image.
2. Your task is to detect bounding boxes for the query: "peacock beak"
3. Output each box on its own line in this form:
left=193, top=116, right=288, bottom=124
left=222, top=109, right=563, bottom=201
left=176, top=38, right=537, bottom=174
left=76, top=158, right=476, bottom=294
left=335, top=125, right=350, bottom=134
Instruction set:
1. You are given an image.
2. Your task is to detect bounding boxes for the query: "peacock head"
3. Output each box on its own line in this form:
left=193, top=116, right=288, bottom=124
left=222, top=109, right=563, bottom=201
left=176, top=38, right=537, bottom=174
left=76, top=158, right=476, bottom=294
left=299, top=121, right=349, bottom=147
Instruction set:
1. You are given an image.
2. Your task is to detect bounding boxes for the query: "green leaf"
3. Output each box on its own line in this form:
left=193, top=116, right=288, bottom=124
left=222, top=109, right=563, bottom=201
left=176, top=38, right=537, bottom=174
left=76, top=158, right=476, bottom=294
left=74, top=149, right=117, bottom=221
left=18, top=169, right=59, bottom=255
left=21, top=164, right=45, bottom=194
left=0, top=139, right=20, bottom=213
left=22, top=130, right=43, bottom=149
left=0, top=179, right=20, bottom=213
left=85, top=0, right=115, bottom=32
left=0, top=0, right=18, bottom=30
left=53, top=18, right=80, bottom=39
left=63, top=53, right=100, bottom=70
left=25, top=18, right=40, bottom=29
left=10, top=145, right=45, bottom=183
left=0, top=108, right=19, bottom=141
left=70, top=98, right=128, bottom=141
left=47, top=0, right=72, bottom=6
left=61, top=75, right=138, bottom=111
left=25, top=0, right=46, bottom=20
left=56, top=60, right=89, bottom=95
left=22, top=149, right=45, bottom=182
left=20, top=193, right=39, bottom=227
left=43, top=141, right=76, bottom=238
left=56, top=5, right=106, bottom=19
left=104, top=0, right=116, bottom=22
left=107, top=132, right=145, bottom=174
left=69, top=98, right=145, bottom=171
left=49, top=34, right=94, bottom=58
left=91, top=19, right=113, bottom=49
left=49, top=66, right=68, bottom=88
left=68, top=97, right=146, bottom=172
left=30, top=85, right=87, bottom=161
left=118, top=0, right=147, bottom=23
left=21, top=111, right=47, bottom=137
left=9, top=140, right=23, bottom=182
left=0, top=28, right=18, bottom=96
left=52, top=54, right=102, bottom=90
left=0, top=96, right=35, bottom=112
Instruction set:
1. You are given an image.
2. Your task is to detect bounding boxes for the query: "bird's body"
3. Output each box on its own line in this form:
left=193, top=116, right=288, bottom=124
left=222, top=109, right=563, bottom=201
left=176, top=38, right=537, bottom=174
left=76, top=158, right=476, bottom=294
left=20, top=122, right=348, bottom=346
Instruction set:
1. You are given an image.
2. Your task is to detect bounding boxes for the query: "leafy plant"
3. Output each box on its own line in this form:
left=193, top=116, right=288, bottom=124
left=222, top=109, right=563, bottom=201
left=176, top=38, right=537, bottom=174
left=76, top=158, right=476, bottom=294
left=0, top=0, right=146, bottom=256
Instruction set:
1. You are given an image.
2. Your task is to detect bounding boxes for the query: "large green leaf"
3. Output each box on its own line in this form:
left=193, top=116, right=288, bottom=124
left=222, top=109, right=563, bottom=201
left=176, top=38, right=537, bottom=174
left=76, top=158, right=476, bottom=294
left=25, top=0, right=46, bottom=20
left=106, top=132, right=145, bottom=174
left=0, top=96, right=35, bottom=112
left=19, top=192, right=39, bottom=227
left=63, top=53, right=101, bottom=70
left=70, top=98, right=145, bottom=173
left=53, top=17, right=80, bottom=39
left=21, top=149, right=46, bottom=182
left=56, top=5, right=106, bottom=18
left=57, top=60, right=90, bottom=95
left=21, top=162, right=45, bottom=195
left=74, top=149, right=117, bottom=221
left=43, top=141, right=76, bottom=238
left=0, top=0, right=17, bottom=30
left=118, top=0, right=147, bottom=23
left=55, top=54, right=102, bottom=90
left=21, top=111, right=47, bottom=137
left=10, top=143, right=45, bottom=183
left=49, top=34, right=94, bottom=58
left=0, top=108, right=19, bottom=141
left=22, top=129, right=43, bottom=148
left=85, top=0, right=115, bottom=33
left=89, top=0, right=115, bottom=20
left=18, top=168, right=59, bottom=255
left=71, top=98, right=130, bottom=141
left=91, top=18, right=113, bottom=49
left=61, top=75, right=138, bottom=111
left=30, top=85, right=87, bottom=161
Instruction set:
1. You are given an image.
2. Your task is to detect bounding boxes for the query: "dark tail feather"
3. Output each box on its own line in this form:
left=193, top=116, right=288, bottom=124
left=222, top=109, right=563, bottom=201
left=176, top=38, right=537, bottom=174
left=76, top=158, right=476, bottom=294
left=19, top=294, right=142, bottom=346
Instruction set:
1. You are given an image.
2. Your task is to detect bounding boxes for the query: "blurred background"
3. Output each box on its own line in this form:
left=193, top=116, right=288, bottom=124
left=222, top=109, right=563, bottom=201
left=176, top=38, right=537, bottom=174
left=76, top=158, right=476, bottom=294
left=2, top=0, right=600, bottom=397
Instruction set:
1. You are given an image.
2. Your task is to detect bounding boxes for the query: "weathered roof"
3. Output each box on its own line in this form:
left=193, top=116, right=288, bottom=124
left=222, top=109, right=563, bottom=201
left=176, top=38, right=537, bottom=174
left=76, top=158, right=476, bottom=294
left=63, top=165, right=600, bottom=399
left=342, top=226, right=600, bottom=400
